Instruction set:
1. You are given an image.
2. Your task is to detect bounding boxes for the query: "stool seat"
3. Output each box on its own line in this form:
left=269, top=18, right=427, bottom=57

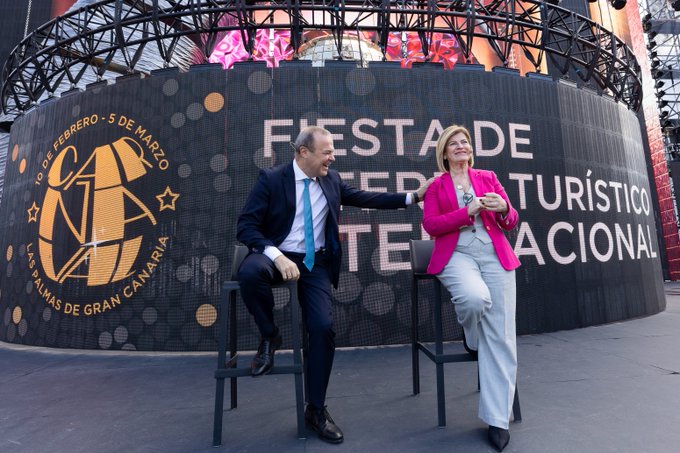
left=212, top=246, right=305, bottom=446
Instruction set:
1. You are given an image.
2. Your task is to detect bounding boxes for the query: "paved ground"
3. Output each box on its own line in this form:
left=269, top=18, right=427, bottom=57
left=1, top=284, right=679, bottom=453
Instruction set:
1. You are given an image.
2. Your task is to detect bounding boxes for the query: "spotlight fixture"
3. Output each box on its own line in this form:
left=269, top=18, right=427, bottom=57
left=651, top=59, right=661, bottom=69
left=642, top=14, right=652, bottom=32
left=661, top=111, right=670, bottom=119
left=672, top=0, right=680, bottom=11
left=647, top=40, right=657, bottom=50
left=610, top=0, right=626, bottom=9
left=652, top=69, right=664, bottom=79
left=649, top=51, right=658, bottom=59
left=655, top=80, right=665, bottom=89
left=659, top=99, right=669, bottom=108
left=661, top=118, right=673, bottom=128
left=648, top=31, right=658, bottom=39
left=656, top=90, right=667, bottom=98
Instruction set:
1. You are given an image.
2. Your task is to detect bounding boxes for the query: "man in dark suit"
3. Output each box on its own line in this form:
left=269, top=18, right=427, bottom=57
left=237, top=126, right=430, bottom=444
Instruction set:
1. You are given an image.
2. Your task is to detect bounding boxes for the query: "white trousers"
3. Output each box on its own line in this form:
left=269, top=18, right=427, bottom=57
left=437, top=238, right=517, bottom=429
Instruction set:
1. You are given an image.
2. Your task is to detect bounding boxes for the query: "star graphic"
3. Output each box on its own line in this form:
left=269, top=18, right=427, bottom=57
left=156, top=186, right=180, bottom=211
left=27, top=202, right=40, bottom=223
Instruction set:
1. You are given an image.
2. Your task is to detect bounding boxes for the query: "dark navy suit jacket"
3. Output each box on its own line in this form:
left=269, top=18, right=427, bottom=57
left=237, top=162, right=408, bottom=287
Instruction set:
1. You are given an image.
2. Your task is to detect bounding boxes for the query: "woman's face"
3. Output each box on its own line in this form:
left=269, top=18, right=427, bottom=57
left=444, top=132, right=472, bottom=166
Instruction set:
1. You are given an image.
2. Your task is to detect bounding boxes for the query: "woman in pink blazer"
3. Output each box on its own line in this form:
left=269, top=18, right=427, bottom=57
left=422, top=124, right=520, bottom=452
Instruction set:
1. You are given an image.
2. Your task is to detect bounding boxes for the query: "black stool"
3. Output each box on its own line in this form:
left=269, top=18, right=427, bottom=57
left=213, top=245, right=305, bottom=446
left=410, top=239, right=522, bottom=427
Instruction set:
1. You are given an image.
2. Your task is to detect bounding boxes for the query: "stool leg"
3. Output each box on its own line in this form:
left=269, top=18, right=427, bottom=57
left=411, top=277, right=420, bottom=395
left=229, top=291, right=238, bottom=409
left=213, top=288, right=231, bottom=447
left=302, top=325, right=310, bottom=405
left=434, top=280, right=446, bottom=427
left=213, top=378, right=225, bottom=446
left=288, top=283, right=306, bottom=439
left=512, top=385, right=522, bottom=422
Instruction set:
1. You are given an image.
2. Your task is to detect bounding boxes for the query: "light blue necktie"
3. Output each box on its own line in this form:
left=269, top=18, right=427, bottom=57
left=303, top=178, right=315, bottom=271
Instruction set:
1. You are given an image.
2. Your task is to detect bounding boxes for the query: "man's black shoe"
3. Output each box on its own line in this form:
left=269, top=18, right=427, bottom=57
left=488, top=425, right=510, bottom=452
left=305, top=405, right=344, bottom=444
left=250, top=333, right=282, bottom=376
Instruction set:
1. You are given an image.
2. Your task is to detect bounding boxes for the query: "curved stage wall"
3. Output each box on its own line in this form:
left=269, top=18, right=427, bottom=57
left=0, top=64, right=666, bottom=351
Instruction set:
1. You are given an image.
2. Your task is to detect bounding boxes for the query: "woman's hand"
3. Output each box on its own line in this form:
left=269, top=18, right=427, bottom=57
left=479, top=192, right=508, bottom=214
left=466, top=196, right=485, bottom=216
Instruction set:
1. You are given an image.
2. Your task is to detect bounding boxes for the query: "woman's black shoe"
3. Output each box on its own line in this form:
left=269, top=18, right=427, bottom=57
left=488, top=425, right=510, bottom=451
left=462, top=331, right=478, bottom=359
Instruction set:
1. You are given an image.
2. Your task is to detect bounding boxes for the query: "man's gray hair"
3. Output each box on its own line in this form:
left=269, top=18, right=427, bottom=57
left=293, top=126, right=330, bottom=153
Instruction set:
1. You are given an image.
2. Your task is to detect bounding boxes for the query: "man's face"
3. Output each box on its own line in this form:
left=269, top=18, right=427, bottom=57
left=300, top=132, right=335, bottom=178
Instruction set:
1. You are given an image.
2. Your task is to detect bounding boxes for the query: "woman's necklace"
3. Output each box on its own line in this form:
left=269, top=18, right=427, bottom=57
left=452, top=173, right=468, bottom=191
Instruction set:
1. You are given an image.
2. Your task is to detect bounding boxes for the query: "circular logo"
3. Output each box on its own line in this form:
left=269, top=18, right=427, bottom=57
left=26, top=113, right=178, bottom=317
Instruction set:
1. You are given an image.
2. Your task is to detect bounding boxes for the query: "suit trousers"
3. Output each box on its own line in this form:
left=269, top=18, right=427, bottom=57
left=436, top=238, right=517, bottom=429
left=238, top=251, right=335, bottom=410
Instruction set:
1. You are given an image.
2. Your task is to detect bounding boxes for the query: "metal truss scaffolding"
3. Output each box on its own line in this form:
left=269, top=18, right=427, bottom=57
left=640, top=0, right=680, bottom=151
left=2, top=0, right=641, bottom=116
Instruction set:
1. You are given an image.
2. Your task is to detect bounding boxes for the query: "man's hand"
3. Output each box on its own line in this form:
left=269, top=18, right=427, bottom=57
left=274, top=255, right=300, bottom=281
left=415, top=177, right=435, bottom=202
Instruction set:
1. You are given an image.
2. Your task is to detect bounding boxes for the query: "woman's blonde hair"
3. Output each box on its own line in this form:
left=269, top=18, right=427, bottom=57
left=435, top=124, right=474, bottom=173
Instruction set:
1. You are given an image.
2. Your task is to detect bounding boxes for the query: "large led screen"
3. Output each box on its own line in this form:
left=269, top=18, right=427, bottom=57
left=0, top=65, right=666, bottom=350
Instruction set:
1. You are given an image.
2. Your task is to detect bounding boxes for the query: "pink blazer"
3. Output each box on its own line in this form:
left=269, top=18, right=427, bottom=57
left=422, top=168, right=521, bottom=274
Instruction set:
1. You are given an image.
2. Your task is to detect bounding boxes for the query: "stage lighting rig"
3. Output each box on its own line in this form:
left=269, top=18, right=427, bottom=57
left=0, top=0, right=645, bottom=115
left=670, top=148, right=680, bottom=160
